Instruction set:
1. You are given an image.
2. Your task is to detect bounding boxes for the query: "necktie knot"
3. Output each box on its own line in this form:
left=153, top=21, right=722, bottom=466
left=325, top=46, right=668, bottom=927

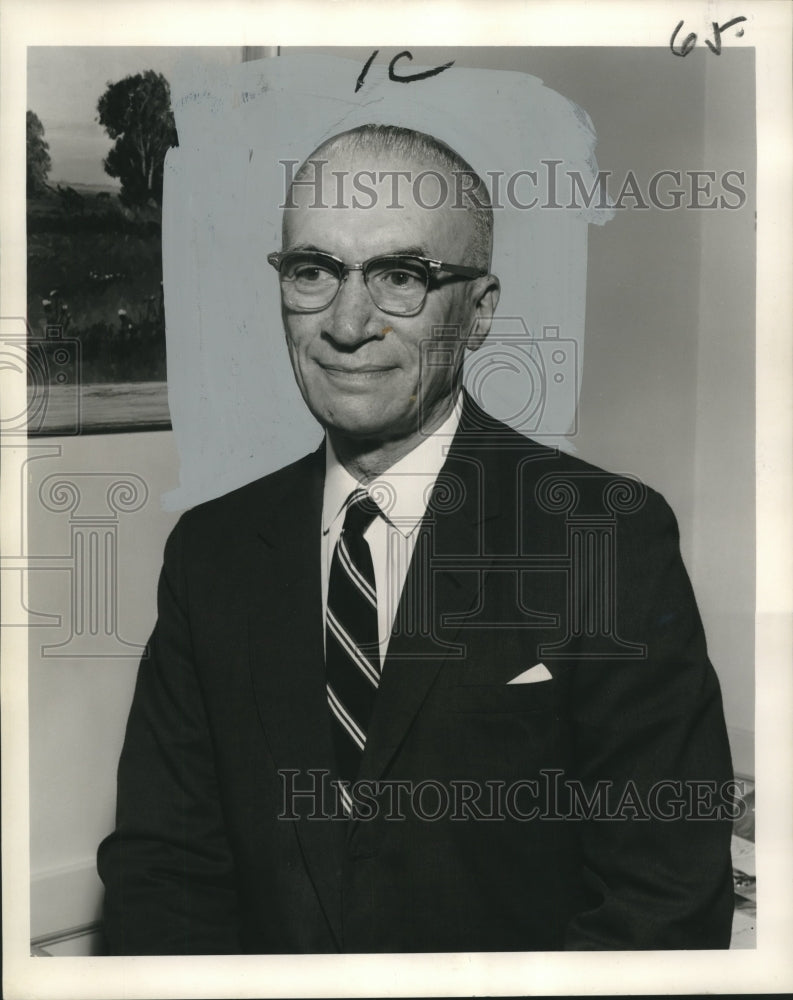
left=343, top=489, right=381, bottom=537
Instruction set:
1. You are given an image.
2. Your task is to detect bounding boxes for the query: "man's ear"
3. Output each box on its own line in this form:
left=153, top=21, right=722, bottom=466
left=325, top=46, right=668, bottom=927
left=465, top=274, right=501, bottom=352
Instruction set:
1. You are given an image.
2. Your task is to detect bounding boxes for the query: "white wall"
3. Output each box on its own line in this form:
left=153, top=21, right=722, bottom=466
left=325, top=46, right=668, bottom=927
left=691, top=51, right=756, bottom=774
left=28, top=430, right=180, bottom=947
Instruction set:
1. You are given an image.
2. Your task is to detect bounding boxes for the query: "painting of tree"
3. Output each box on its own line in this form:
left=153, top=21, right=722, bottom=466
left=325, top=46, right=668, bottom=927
left=26, top=110, right=52, bottom=195
left=96, top=70, right=178, bottom=208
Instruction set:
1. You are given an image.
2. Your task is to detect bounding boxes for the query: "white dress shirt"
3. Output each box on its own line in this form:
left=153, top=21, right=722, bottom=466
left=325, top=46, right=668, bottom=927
left=321, top=398, right=463, bottom=669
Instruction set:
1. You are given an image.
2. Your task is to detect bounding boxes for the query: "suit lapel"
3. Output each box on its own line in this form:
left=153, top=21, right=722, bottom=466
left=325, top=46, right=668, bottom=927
left=359, top=397, right=507, bottom=784
left=247, top=445, right=345, bottom=949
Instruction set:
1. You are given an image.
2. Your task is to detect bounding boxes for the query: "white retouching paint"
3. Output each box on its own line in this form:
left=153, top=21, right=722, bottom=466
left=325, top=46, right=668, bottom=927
left=161, top=53, right=612, bottom=510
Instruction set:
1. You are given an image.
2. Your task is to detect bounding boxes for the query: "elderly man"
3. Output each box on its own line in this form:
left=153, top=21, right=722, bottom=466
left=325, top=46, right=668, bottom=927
left=98, top=124, right=735, bottom=954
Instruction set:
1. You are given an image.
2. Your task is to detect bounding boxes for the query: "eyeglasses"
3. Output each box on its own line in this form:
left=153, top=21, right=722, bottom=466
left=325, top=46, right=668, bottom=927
left=267, top=249, right=487, bottom=317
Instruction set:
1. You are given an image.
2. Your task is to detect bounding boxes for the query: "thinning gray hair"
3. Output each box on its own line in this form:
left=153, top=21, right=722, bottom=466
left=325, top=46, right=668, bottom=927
left=287, top=123, right=494, bottom=271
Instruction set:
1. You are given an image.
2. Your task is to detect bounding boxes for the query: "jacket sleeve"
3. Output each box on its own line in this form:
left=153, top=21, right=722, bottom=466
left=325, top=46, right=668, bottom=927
left=563, top=491, right=736, bottom=949
left=97, top=517, right=242, bottom=954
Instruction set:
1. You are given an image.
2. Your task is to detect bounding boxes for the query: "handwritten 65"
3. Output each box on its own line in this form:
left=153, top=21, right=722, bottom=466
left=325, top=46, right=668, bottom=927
left=670, top=15, right=747, bottom=57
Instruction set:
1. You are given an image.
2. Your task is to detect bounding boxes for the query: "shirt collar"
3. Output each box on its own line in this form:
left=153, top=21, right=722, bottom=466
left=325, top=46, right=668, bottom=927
left=323, top=396, right=463, bottom=537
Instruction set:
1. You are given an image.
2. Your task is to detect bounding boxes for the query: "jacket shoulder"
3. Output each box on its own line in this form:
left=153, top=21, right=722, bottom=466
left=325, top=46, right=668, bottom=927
left=461, top=404, right=672, bottom=525
left=174, top=446, right=323, bottom=537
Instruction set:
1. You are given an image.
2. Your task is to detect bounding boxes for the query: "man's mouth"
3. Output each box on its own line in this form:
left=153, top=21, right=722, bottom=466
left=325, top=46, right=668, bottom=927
left=319, top=363, right=396, bottom=379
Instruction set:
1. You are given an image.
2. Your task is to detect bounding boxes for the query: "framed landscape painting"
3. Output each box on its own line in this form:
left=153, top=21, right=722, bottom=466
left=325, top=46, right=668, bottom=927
left=25, top=48, right=191, bottom=434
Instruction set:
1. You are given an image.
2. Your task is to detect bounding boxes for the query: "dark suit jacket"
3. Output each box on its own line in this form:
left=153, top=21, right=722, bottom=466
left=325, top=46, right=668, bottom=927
left=98, top=395, right=735, bottom=953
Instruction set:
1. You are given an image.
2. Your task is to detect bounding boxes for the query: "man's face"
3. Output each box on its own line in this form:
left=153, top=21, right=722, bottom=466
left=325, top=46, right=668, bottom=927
left=279, top=151, right=498, bottom=445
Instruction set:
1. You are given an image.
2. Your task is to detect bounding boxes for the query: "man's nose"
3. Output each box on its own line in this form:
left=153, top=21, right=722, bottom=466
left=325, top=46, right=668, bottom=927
left=325, top=271, right=382, bottom=347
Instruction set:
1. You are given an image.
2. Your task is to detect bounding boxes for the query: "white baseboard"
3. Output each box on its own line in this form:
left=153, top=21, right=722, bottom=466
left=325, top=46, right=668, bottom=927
left=30, top=858, right=104, bottom=940
left=31, top=926, right=104, bottom=957
left=728, top=725, right=754, bottom=779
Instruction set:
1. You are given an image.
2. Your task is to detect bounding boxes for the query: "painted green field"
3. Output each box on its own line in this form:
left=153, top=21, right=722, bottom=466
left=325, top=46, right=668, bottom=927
left=27, top=184, right=167, bottom=386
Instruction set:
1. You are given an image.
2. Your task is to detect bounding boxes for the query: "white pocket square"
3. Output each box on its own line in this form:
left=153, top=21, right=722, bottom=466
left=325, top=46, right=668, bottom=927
left=507, top=663, right=553, bottom=685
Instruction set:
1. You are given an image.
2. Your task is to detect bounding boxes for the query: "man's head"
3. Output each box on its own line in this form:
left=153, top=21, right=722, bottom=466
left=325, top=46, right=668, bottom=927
left=271, top=124, right=500, bottom=464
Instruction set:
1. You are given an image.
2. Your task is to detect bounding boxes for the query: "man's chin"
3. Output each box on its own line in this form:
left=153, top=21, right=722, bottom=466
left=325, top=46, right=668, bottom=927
left=311, top=393, right=457, bottom=447
left=316, top=406, right=413, bottom=445
left=325, top=417, right=406, bottom=444
left=307, top=392, right=406, bottom=436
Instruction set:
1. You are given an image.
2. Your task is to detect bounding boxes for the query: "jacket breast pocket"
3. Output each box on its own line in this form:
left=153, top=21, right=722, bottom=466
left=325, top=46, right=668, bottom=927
left=450, top=679, right=560, bottom=715
left=441, top=679, right=569, bottom=782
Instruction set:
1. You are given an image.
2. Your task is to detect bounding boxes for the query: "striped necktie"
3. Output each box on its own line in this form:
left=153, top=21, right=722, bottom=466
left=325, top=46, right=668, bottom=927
left=326, top=489, right=381, bottom=804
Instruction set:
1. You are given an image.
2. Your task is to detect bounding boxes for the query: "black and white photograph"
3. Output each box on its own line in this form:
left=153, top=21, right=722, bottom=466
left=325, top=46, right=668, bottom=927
left=2, top=2, right=791, bottom=998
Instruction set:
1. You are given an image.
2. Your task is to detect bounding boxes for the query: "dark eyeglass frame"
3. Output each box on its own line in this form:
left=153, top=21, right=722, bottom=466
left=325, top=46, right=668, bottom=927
left=267, top=249, right=488, bottom=316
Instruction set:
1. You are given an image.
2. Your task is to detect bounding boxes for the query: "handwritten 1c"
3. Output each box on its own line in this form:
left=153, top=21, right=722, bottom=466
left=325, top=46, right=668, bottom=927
left=355, top=50, right=456, bottom=92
